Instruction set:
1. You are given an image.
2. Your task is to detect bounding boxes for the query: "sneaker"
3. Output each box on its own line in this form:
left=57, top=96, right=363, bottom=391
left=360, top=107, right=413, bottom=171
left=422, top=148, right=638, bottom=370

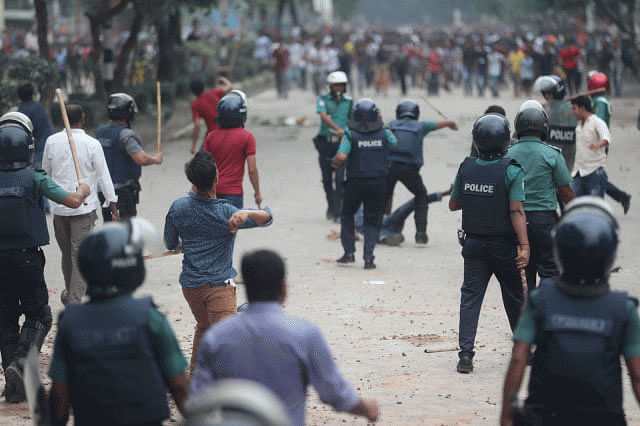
left=336, top=253, right=355, bottom=264
left=364, top=260, right=376, bottom=269
left=456, top=354, right=473, bottom=374
left=5, top=363, right=25, bottom=403
left=415, top=232, right=429, bottom=244
left=622, top=194, right=631, bottom=215
left=379, top=234, right=404, bottom=246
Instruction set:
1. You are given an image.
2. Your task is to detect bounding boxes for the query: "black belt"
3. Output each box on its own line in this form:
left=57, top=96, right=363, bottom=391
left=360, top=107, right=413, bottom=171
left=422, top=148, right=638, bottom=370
left=526, top=210, right=557, bottom=216
left=465, top=233, right=515, bottom=241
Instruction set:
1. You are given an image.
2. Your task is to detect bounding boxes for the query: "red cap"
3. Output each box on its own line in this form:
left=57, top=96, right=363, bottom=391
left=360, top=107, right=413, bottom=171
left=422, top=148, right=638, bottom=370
left=587, top=72, right=609, bottom=91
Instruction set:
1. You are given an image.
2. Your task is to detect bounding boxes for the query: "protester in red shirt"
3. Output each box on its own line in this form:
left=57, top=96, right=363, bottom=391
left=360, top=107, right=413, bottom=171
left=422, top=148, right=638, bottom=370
left=203, top=90, right=261, bottom=209
left=427, top=46, right=442, bottom=95
left=558, top=39, right=581, bottom=95
left=272, top=41, right=290, bottom=98
left=190, top=76, right=232, bottom=154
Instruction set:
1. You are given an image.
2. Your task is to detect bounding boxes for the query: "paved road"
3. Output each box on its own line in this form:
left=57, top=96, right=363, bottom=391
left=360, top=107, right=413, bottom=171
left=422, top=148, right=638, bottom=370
left=3, top=85, right=640, bottom=424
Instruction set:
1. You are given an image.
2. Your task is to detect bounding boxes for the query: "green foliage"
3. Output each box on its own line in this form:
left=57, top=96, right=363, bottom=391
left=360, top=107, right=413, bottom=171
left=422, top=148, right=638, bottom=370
left=154, top=81, right=177, bottom=106
left=333, top=0, right=360, bottom=20
left=175, top=76, right=192, bottom=98
left=0, top=80, right=19, bottom=116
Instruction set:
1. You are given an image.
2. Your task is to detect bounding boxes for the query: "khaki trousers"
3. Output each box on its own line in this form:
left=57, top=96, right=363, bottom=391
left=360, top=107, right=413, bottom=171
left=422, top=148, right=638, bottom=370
left=182, top=283, right=237, bottom=373
left=53, top=212, right=98, bottom=304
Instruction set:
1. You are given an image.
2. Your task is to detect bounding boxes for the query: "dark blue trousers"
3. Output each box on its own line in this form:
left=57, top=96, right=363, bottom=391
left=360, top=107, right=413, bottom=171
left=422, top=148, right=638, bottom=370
left=459, top=237, right=524, bottom=356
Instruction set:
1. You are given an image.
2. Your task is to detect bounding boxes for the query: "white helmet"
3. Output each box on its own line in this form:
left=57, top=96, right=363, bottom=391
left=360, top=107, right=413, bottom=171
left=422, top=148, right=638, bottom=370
left=326, top=71, right=348, bottom=85
left=0, top=111, right=34, bottom=135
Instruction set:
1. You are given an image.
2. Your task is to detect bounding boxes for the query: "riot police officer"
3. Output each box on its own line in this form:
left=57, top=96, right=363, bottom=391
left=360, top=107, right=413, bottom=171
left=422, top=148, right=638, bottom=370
left=588, top=71, right=632, bottom=214
left=501, top=197, right=640, bottom=426
left=0, top=112, right=89, bottom=403
left=507, top=100, right=575, bottom=289
left=96, top=93, right=163, bottom=221
left=535, top=75, right=577, bottom=171
left=387, top=100, right=458, bottom=244
left=314, top=71, right=353, bottom=222
left=449, top=113, right=529, bottom=374
left=48, top=219, right=190, bottom=424
left=332, top=99, right=396, bottom=269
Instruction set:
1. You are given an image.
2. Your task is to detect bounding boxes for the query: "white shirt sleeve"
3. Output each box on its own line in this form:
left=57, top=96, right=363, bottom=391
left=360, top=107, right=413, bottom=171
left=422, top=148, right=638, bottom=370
left=42, top=137, right=52, bottom=174
left=596, top=117, right=611, bottom=143
left=90, top=139, right=118, bottom=204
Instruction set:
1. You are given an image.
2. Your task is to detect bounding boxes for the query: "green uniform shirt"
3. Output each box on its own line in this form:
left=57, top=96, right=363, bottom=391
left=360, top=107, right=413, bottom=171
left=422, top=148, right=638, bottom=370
left=49, top=295, right=188, bottom=384
left=507, top=136, right=573, bottom=211
left=513, top=288, right=640, bottom=359
left=316, top=93, right=353, bottom=137
left=396, top=117, right=439, bottom=138
left=450, top=158, right=526, bottom=202
left=592, top=94, right=612, bottom=128
left=337, top=128, right=397, bottom=155
left=34, top=170, right=69, bottom=204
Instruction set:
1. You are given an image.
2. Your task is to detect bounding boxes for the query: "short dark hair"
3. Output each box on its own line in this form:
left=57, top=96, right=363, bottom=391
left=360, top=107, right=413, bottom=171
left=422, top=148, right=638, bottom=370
left=17, top=83, right=34, bottom=103
left=242, top=249, right=286, bottom=302
left=190, top=79, right=205, bottom=96
left=66, top=104, right=84, bottom=126
left=571, top=95, right=593, bottom=112
left=484, top=105, right=506, bottom=116
left=185, top=151, right=217, bottom=191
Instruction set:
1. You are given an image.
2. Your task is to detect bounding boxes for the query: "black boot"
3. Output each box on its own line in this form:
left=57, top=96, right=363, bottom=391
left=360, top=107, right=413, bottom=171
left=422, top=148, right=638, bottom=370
left=5, top=320, right=50, bottom=403
left=1, top=337, right=18, bottom=401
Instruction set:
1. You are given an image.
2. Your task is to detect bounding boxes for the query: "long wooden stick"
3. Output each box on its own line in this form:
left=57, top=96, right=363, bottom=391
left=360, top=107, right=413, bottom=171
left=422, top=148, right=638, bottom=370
left=55, top=88, right=86, bottom=205
left=520, top=268, right=528, bottom=301
left=566, top=87, right=606, bottom=101
left=156, top=81, right=162, bottom=153
left=419, top=94, right=450, bottom=120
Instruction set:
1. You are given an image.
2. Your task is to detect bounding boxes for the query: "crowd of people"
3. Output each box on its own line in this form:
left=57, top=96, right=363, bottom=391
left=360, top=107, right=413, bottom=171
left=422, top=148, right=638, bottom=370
left=255, top=23, right=634, bottom=99
left=0, top=14, right=639, bottom=426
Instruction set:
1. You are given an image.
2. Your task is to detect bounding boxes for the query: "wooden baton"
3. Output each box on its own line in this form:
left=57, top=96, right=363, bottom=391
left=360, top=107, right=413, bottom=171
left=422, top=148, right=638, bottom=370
left=156, top=81, right=162, bottom=153
left=55, top=88, right=87, bottom=205
left=419, top=94, right=450, bottom=120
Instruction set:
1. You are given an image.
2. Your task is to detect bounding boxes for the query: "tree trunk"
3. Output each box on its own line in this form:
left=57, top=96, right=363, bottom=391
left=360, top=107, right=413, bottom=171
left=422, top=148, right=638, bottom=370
left=112, top=3, right=144, bottom=92
left=34, top=0, right=50, bottom=60
left=289, top=0, right=299, bottom=26
left=277, top=0, right=285, bottom=31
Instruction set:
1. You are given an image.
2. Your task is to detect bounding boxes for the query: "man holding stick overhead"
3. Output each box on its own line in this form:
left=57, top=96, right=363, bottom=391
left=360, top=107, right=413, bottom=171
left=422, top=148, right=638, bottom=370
left=43, top=104, right=118, bottom=305
left=96, top=93, right=163, bottom=221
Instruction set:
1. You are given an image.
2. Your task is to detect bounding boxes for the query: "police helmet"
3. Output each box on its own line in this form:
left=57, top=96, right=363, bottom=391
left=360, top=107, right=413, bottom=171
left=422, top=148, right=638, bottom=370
left=587, top=72, right=609, bottom=92
left=552, top=197, right=618, bottom=296
left=79, top=219, right=148, bottom=299
left=352, top=98, right=379, bottom=122
left=0, top=112, right=35, bottom=170
left=514, top=100, right=549, bottom=140
left=217, top=90, right=248, bottom=128
left=396, top=100, right=420, bottom=120
left=471, top=113, right=510, bottom=160
left=326, top=71, right=348, bottom=86
left=107, top=93, right=139, bottom=122
left=534, top=75, right=566, bottom=99
left=184, top=379, right=291, bottom=426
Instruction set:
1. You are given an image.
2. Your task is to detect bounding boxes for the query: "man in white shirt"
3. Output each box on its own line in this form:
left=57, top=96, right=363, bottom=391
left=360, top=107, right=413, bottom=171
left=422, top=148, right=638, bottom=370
left=43, top=105, right=118, bottom=304
left=571, top=95, right=611, bottom=198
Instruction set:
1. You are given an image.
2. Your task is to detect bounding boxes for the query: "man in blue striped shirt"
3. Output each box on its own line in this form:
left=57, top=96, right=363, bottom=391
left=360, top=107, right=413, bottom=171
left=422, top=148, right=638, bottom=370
left=189, top=249, right=379, bottom=425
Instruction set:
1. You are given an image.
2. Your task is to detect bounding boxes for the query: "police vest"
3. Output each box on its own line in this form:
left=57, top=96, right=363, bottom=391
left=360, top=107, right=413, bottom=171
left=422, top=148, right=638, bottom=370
left=0, top=168, right=49, bottom=249
left=458, top=157, right=514, bottom=236
left=346, top=128, right=391, bottom=179
left=60, top=296, right=170, bottom=425
left=388, top=119, right=424, bottom=167
left=528, top=280, right=628, bottom=416
left=96, top=124, right=142, bottom=186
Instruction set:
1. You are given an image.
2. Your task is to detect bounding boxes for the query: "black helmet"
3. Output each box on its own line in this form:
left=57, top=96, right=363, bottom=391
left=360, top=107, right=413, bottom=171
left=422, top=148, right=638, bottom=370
left=348, top=98, right=383, bottom=133
left=79, top=219, right=146, bottom=299
left=217, top=90, right=247, bottom=128
left=552, top=197, right=618, bottom=297
left=514, top=100, right=549, bottom=140
left=107, top=93, right=139, bottom=122
left=534, top=75, right=566, bottom=99
left=471, top=113, right=510, bottom=160
left=0, top=112, right=35, bottom=170
left=352, top=98, right=379, bottom=122
left=396, top=100, right=420, bottom=120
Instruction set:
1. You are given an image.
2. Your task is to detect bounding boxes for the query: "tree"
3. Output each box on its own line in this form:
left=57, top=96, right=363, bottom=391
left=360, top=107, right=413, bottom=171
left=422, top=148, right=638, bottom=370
left=33, top=0, right=56, bottom=116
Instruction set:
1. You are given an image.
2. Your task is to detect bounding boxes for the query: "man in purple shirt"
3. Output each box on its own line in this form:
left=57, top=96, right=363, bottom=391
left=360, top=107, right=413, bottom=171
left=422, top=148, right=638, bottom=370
left=189, top=249, right=379, bottom=425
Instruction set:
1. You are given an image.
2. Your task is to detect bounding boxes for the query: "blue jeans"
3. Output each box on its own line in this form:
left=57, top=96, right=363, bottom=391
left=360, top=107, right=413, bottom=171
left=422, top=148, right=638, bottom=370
left=571, top=168, right=607, bottom=198
left=462, top=68, right=474, bottom=96
left=217, top=194, right=243, bottom=209
left=489, top=75, right=500, bottom=97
